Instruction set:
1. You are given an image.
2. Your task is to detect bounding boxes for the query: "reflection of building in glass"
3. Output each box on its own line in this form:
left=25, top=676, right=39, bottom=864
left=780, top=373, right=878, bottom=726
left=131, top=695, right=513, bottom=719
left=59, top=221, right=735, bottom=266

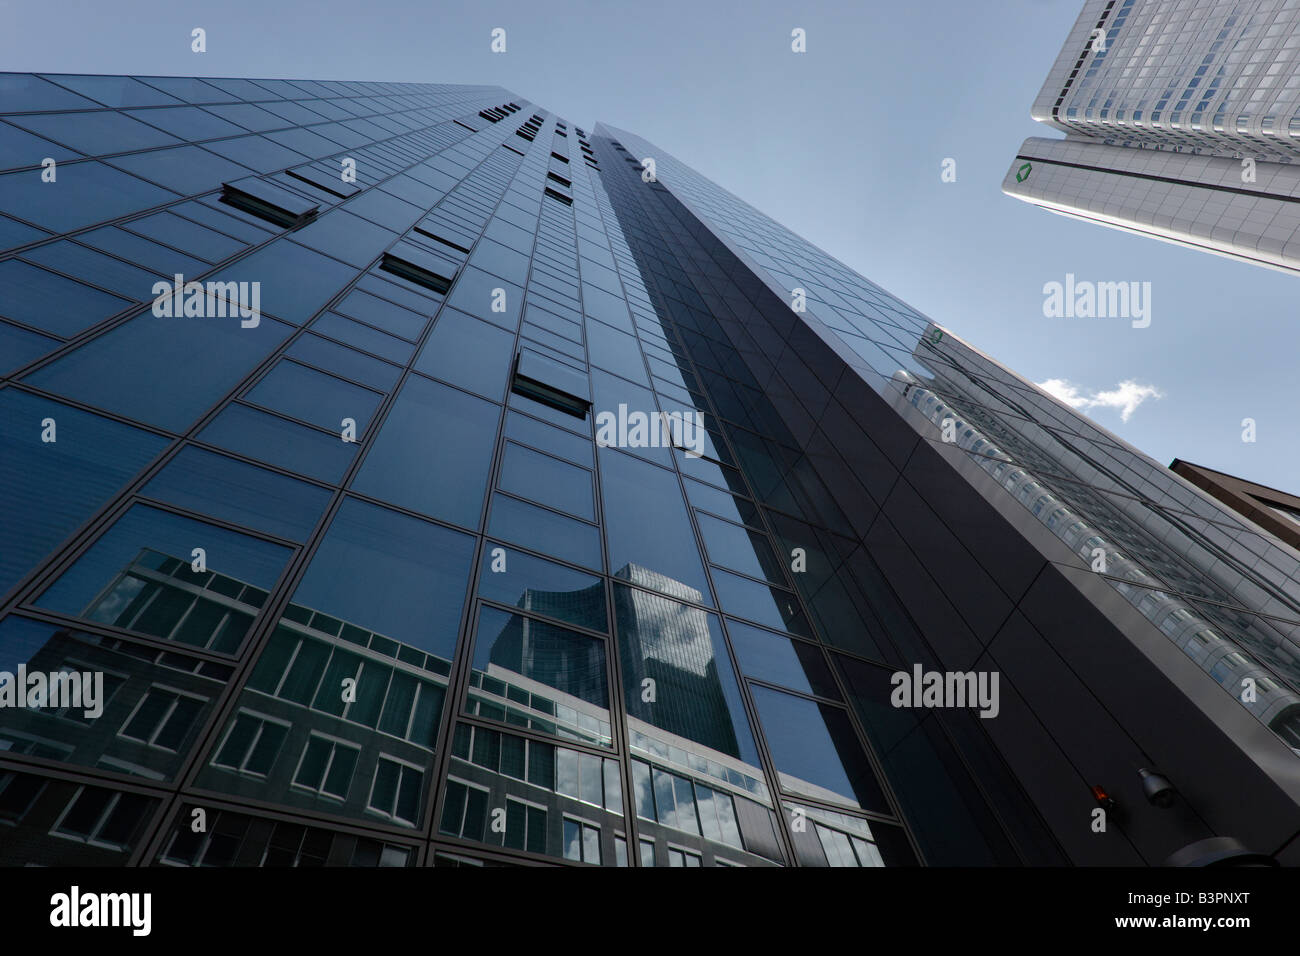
left=83, top=548, right=266, bottom=654
left=464, top=563, right=787, bottom=865
left=612, top=565, right=742, bottom=761
left=891, top=327, right=1300, bottom=749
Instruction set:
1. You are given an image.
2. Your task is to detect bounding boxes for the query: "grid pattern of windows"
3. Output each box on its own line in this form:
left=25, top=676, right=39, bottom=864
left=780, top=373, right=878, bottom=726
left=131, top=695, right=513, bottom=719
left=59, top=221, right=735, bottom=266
left=2, top=70, right=1296, bottom=869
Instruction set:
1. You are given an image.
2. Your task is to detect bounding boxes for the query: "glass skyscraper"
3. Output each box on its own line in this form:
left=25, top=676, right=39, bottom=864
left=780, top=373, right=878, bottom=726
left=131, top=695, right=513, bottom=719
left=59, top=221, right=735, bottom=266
left=1004, top=0, right=1300, bottom=274
left=2, top=71, right=1299, bottom=868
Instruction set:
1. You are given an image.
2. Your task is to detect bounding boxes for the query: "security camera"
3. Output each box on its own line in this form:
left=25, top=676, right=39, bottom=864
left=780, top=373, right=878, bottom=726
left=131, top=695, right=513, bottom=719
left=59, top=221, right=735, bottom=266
left=1139, top=767, right=1177, bottom=808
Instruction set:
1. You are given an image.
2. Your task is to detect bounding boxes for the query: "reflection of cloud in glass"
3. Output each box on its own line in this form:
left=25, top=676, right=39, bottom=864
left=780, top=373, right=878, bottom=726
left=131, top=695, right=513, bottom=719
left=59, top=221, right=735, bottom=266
left=1035, top=377, right=1163, bottom=423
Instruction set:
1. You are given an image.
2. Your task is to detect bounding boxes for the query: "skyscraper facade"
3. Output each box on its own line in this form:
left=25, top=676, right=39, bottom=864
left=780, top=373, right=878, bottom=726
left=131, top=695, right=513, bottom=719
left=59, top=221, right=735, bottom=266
left=2, top=71, right=1299, bottom=868
left=1003, top=0, right=1300, bottom=273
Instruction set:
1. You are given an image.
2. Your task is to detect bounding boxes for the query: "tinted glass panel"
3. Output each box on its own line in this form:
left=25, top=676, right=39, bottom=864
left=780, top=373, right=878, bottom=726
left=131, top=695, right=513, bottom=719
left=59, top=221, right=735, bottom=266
left=486, top=495, right=603, bottom=572
left=0, top=391, right=168, bottom=595
left=352, top=375, right=498, bottom=529
left=142, top=446, right=331, bottom=541
left=289, top=496, right=474, bottom=660
left=749, top=684, right=885, bottom=812
left=245, top=360, right=383, bottom=436
left=0, top=259, right=132, bottom=338
left=198, top=403, right=355, bottom=485
left=727, top=620, right=840, bottom=700
left=470, top=606, right=610, bottom=732
left=499, top=443, right=594, bottom=522
left=478, top=545, right=606, bottom=632
left=35, top=504, right=292, bottom=653
left=598, top=448, right=710, bottom=603
left=614, top=584, right=760, bottom=768
left=413, top=307, right=515, bottom=399
left=0, top=161, right=176, bottom=233
left=25, top=313, right=292, bottom=431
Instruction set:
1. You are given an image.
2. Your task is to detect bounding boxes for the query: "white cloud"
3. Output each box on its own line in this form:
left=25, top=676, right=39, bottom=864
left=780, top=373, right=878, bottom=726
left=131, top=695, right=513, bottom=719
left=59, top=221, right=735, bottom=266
left=1035, top=378, right=1163, bottom=423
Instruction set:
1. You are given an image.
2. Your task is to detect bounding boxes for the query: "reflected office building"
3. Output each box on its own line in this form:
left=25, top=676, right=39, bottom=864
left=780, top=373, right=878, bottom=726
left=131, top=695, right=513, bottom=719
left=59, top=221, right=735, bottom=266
left=2, top=73, right=1299, bottom=867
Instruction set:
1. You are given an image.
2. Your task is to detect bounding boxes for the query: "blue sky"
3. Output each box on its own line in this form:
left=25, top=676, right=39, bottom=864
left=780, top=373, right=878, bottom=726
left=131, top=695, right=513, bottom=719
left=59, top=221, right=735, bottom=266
left=3, top=0, right=1295, bottom=490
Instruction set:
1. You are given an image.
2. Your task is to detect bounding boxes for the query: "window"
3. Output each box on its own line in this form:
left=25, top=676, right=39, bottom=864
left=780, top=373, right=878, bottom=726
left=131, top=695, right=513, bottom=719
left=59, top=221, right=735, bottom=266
left=414, top=307, right=516, bottom=399
left=292, top=733, right=360, bottom=801
left=52, top=787, right=151, bottom=849
left=749, top=685, right=886, bottom=812
left=379, top=249, right=454, bottom=295
left=510, top=350, right=591, bottom=418
left=546, top=171, right=573, bottom=189
left=0, top=391, right=168, bottom=596
left=653, top=766, right=701, bottom=835
left=245, top=359, right=384, bottom=435
left=287, top=496, right=476, bottom=659
left=285, top=332, right=402, bottom=392
left=212, top=711, right=290, bottom=777
left=478, top=546, right=607, bottom=631
left=503, top=796, right=548, bottom=854
left=0, top=771, right=45, bottom=824
left=159, top=805, right=413, bottom=867
left=0, top=258, right=132, bottom=338
left=311, top=310, right=415, bottom=363
left=412, top=225, right=471, bottom=255
left=445, top=266, right=522, bottom=330
left=600, top=450, right=713, bottom=604
left=36, top=505, right=291, bottom=654
left=470, top=607, right=611, bottom=743
left=0, top=160, right=178, bottom=233
left=816, top=823, right=884, bottom=867
left=24, top=309, right=293, bottom=433
left=368, top=756, right=424, bottom=826
left=334, top=288, right=427, bottom=340
left=289, top=210, right=395, bottom=268
left=562, top=817, right=601, bottom=864
left=286, top=164, right=360, bottom=199
left=119, top=687, right=204, bottom=752
left=142, top=445, right=332, bottom=543
left=439, top=778, right=490, bottom=840
left=220, top=176, right=319, bottom=228
left=351, top=375, right=499, bottom=530
left=639, top=838, right=656, bottom=867
left=727, top=619, right=839, bottom=699
left=499, top=443, right=596, bottom=521
left=544, top=187, right=573, bottom=206
left=486, top=494, right=603, bottom=572
left=667, top=846, right=701, bottom=867
left=198, top=402, right=356, bottom=485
